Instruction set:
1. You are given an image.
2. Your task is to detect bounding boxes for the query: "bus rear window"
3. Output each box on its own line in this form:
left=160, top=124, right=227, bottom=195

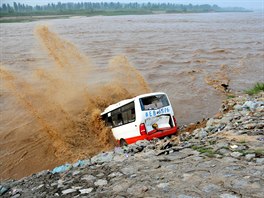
left=140, top=94, right=169, bottom=111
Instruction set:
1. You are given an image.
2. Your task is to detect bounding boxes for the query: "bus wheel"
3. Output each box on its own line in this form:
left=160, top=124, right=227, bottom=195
left=120, top=139, right=128, bottom=147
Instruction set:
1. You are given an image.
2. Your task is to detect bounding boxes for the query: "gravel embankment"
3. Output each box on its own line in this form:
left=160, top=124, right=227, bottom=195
left=1, top=92, right=263, bottom=198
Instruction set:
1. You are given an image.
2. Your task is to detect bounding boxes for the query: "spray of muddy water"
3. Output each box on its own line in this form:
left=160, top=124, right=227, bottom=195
left=0, top=25, right=150, bottom=180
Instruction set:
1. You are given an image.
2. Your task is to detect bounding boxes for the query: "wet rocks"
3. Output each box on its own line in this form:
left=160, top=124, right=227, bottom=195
left=245, top=153, right=256, bottom=161
left=79, top=188, right=93, bottom=194
left=230, top=152, right=243, bottom=158
left=94, top=179, right=107, bottom=186
left=0, top=185, right=9, bottom=196
left=61, top=188, right=77, bottom=195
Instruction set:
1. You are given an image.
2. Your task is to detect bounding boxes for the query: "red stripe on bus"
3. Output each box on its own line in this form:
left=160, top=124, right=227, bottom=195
left=121, top=126, right=178, bottom=145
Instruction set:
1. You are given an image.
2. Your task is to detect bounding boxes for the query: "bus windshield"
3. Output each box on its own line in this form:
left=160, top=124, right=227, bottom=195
left=140, top=94, right=169, bottom=111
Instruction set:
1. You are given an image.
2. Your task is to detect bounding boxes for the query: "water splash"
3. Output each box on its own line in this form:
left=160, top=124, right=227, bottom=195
left=0, top=25, right=151, bottom=180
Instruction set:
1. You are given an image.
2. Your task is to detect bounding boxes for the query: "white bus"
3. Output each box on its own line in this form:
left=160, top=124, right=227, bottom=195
left=101, top=92, right=178, bottom=146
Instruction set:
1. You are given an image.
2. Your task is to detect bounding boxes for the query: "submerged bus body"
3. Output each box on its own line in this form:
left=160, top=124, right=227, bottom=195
left=101, top=92, right=178, bottom=145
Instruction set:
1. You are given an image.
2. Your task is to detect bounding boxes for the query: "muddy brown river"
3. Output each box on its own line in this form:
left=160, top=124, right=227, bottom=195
left=0, top=12, right=263, bottom=180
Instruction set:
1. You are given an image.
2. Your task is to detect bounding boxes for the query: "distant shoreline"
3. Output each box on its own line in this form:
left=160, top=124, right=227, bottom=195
left=0, top=2, right=252, bottom=23
left=0, top=10, right=253, bottom=23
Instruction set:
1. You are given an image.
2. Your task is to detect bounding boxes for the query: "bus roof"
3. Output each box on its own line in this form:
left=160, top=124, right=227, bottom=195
left=101, top=92, right=166, bottom=115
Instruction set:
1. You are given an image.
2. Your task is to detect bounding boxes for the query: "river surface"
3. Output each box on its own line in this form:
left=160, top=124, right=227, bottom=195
left=0, top=12, right=263, bottom=180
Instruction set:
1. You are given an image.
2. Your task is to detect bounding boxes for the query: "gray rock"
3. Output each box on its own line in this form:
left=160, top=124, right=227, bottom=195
left=156, top=149, right=171, bottom=156
left=218, top=148, right=230, bottom=155
left=202, top=184, right=221, bottom=193
left=96, top=173, right=104, bottom=177
left=0, top=185, right=9, bottom=196
left=113, top=155, right=127, bottom=162
left=255, top=123, right=264, bottom=129
left=206, top=118, right=218, bottom=127
left=81, top=174, right=96, bottom=182
left=235, top=130, right=248, bottom=135
left=223, top=124, right=232, bottom=131
left=222, top=157, right=238, bottom=163
left=73, top=159, right=91, bottom=167
left=35, top=184, right=44, bottom=190
left=50, top=182, right=57, bottom=187
left=91, top=152, right=113, bottom=164
left=94, top=179, right=108, bottom=186
left=130, top=174, right=137, bottom=178
left=127, top=144, right=144, bottom=153
left=220, top=194, right=239, bottom=198
left=215, top=154, right=223, bottom=158
left=72, top=186, right=82, bottom=190
left=245, top=154, right=256, bottom=161
left=157, top=183, right=169, bottom=188
left=72, top=170, right=80, bottom=176
left=135, top=139, right=149, bottom=147
left=220, top=116, right=232, bottom=124
left=157, top=140, right=173, bottom=150
left=231, top=178, right=248, bottom=188
left=242, top=101, right=264, bottom=111
left=248, top=130, right=264, bottom=136
left=143, top=150, right=156, bottom=156
left=127, top=184, right=148, bottom=195
left=256, top=158, right=264, bottom=164
left=197, top=129, right=208, bottom=138
left=214, top=142, right=229, bottom=150
left=112, top=182, right=131, bottom=193
left=57, top=179, right=64, bottom=188
left=244, top=123, right=255, bottom=129
left=79, top=188, right=93, bottom=194
left=121, top=167, right=138, bottom=175
left=153, top=163, right=161, bottom=169
left=256, top=106, right=264, bottom=112
left=234, top=104, right=243, bottom=111
left=230, top=152, right=242, bottom=158
left=205, top=126, right=215, bottom=132
left=182, top=173, right=193, bottom=181
left=210, top=124, right=226, bottom=133
left=108, top=172, right=123, bottom=178
left=146, top=144, right=156, bottom=150
left=12, top=194, right=21, bottom=198
left=114, top=147, right=125, bottom=154
left=62, top=189, right=76, bottom=195
left=177, top=195, right=195, bottom=198
left=192, top=156, right=204, bottom=161
left=180, top=148, right=200, bottom=156
left=237, top=145, right=247, bottom=150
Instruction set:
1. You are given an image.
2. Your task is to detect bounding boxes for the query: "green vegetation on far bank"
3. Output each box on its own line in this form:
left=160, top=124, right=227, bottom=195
left=0, top=10, right=153, bottom=23
left=0, top=2, right=251, bottom=23
left=245, top=82, right=264, bottom=95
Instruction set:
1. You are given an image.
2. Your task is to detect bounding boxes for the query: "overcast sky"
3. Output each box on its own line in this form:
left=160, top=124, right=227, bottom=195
left=0, top=0, right=263, bottom=10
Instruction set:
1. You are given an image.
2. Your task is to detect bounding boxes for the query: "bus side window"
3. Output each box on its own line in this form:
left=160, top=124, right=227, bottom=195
left=102, top=114, right=113, bottom=127
left=117, top=114, right=123, bottom=126
left=129, top=108, right=136, bottom=121
left=122, top=111, right=129, bottom=124
left=109, top=102, right=135, bottom=127
left=112, top=113, right=122, bottom=127
left=120, top=102, right=136, bottom=124
left=107, top=116, right=113, bottom=127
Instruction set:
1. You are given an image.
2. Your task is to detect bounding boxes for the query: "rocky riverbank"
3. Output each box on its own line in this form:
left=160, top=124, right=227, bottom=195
left=1, top=92, right=264, bottom=198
